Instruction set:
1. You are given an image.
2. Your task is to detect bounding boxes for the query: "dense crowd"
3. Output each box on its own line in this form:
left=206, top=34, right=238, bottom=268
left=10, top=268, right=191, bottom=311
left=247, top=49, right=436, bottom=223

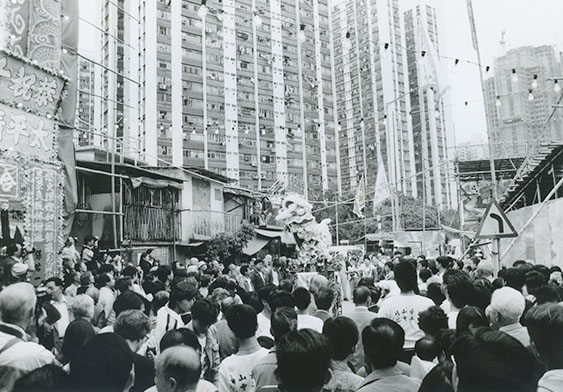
left=0, top=236, right=562, bottom=392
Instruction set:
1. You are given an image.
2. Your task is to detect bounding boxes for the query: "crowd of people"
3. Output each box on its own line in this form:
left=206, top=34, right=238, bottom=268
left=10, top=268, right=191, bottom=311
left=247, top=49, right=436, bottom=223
left=0, top=236, right=562, bottom=392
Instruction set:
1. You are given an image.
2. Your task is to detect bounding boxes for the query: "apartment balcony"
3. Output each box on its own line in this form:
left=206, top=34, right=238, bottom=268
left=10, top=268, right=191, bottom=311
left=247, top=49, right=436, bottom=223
left=184, top=210, right=242, bottom=240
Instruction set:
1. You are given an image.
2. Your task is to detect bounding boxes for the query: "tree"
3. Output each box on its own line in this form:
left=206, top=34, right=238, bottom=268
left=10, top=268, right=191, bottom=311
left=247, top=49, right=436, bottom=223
left=206, top=224, right=255, bottom=265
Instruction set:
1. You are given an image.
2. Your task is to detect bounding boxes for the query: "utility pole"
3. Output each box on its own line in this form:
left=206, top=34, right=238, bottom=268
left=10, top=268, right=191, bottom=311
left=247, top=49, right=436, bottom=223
left=467, top=0, right=501, bottom=270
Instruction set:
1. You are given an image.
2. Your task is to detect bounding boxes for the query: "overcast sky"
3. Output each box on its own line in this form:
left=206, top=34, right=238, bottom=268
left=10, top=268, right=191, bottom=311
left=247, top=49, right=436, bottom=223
left=78, top=0, right=563, bottom=147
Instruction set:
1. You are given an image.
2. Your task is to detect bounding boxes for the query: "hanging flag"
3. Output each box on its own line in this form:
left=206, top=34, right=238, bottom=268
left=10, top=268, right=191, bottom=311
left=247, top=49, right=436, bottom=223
left=353, top=176, right=366, bottom=219
left=373, top=154, right=391, bottom=214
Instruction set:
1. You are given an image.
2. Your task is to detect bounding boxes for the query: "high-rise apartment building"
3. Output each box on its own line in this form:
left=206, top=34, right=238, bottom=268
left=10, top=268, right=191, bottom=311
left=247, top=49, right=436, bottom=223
left=331, top=0, right=417, bottom=197
left=485, top=45, right=563, bottom=158
left=75, top=59, right=101, bottom=147
left=132, top=0, right=340, bottom=197
left=403, top=0, right=451, bottom=208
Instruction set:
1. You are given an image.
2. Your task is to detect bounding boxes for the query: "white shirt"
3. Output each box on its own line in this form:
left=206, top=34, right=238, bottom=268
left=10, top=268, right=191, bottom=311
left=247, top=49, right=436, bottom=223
left=98, top=287, right=116, bottom=320
left=447, top=311, right=459, bottom=329
left=51, top=298, right=70, bottom=337
left=297, top=314, right=324, bottom=333
left=153, top=305, right=184, bottom=348
left=256, top=312, right=272, bottom=339
left=218, top=348, right=269, bottom=392
left=378, top=293, right=434, bottom=349
left=0, top=323, right=54, bottom=372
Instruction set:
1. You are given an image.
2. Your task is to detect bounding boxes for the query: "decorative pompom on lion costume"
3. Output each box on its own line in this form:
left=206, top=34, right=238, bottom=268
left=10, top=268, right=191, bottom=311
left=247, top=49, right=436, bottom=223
left=275, top=194, right=332, bottom=264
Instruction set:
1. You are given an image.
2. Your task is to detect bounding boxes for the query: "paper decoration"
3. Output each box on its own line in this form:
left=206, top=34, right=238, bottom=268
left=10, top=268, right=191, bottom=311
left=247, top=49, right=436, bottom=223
left=0, top=103, right=55, bottom=160
left=0, top=163, right=19, bottom=199
left=0, top=51, right=66, bottom=117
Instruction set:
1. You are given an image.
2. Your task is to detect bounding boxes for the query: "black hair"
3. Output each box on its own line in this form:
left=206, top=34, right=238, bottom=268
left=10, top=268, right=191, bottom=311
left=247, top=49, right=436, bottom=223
left=226, top=304, right=258, bottom=340
left=83, top=235, right=95, bottom=245
left=191, top=298, right=219, bottom=328
left=436, top=256, right=452, bottom=269
left=113, top=291, right=145, bottom=317
left=426, top=282, right=446, bottom=306
left=469, top=280, right=492, bottom=312
left=200, top=274, right=211, bottom=288
left=292, top=287, right=311, bottom=311
left=314, top=286, right=334, bottom=311
left=276, top=329, right=332, bottom=391
left=526, top=271, right=548, bottom=295
left=268, top=289, right=295, bottom=313
left=419, top=268, right=432, bottom=283
left=45, top=277, right=63, bottom=287
left=258, top=285, right=276, bottom=305
left=418, top=360, right=454, bottom=392
left=443, top=270, right=473, bottom=309
left=362, top=318, right=405, bottom=369
left=99, top=264, right=115, bottom=275
left=115, top=276, right=132, bottom=293
left=70, top=333, right=133, bottom=392
left=533, top=285, right=562, bottom=305
left=394, top=259, right=418, bottom=292
left=456, top=306, right=488, bottom=336
left=14, top=364, right=70, bottom=392
left=531, top=265, right=551, bottom=283
left=353, top=286, right=371, bottom=305
left=502, top=268, right=526, bottom=291
left=156, top=265, right=172, bottom=283
left=415, top=336, right=439, bottom=361
left=418, top=305, right=448, bottom=338
left=322, top=316, right=359, bottom=361
left=169, top=281, right=198, bottom=309
left=244, top=292, right=264, bottom=314
left=523, top=303, right=563, bottom=369
left=271, top=306, right=298, bottom=341
left=122, top=265, right=138, bottom=278
left=451, top=327, right=535, bottom=392
left=240, top=265, right=250, bottom=276
left=160, top=328, right=201, bottom=353
left=278, top=280, right=293, bottom=293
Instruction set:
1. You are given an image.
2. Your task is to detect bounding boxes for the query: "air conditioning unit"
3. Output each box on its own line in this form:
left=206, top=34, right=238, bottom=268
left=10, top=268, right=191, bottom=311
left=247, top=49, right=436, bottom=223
left=158, top=83, right=167, bottom=90
left=251, top=162, right=257, bottom=167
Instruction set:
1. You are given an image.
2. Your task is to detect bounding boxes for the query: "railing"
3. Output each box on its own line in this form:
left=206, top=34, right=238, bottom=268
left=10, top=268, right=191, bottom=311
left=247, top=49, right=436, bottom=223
left=184, top=210, right=242, bottom=239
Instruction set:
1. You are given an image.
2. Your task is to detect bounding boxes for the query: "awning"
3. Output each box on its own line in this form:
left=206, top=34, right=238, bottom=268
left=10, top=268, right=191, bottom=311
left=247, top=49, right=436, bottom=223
left=243, top=237, right=270, bottom=255
left=254, top=228, right=296, bottom=245
left=130, top=176, right=183, bottom=190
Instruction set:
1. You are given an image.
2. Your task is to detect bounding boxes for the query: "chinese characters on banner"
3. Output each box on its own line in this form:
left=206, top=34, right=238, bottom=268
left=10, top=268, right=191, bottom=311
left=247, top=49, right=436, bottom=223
left=30, top=166, right=60, bottom=279
left=0, top=52, right=65, bottom=118
left=0, top=104, right=55, bottom=161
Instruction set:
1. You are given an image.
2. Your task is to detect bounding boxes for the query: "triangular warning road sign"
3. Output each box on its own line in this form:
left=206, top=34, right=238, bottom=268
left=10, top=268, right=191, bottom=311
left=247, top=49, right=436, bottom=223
left=475, top=199, right=518, bottom=239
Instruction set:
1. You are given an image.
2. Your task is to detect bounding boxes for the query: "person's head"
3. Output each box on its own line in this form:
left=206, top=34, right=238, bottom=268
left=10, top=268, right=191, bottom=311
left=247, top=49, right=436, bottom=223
left=80, top=271, right=94, bottom=287
left=13, top=364, right=70, bottom=392
left=7, top=243, right=22, bottom=258
left=268, top=289, right=295, bottom=314
left=523, top=303, right=563, bottom=370
left=419, top=268, right=432, bottom=284
left=533, top=285, right=562, bottom=305
left=486, top=287, right=525, bottom=328
left=470, top=279, right=493, bottom=312
left=292, top=287, right=312, bottom=312
left=70, top=333, right=134, bottom=392
left=169, top=281, right=198, bottom=314
left=45, top=277, right=63, bottom=301
left=415, top=336, right=439, bottom=362
left=276, top=329, right=332, bottom=392
left=451, top=327, right=535, bottom=392
left=113, top=291, right=145, bottom=317
left=226, top=304, right=258, bottom=340
left=71, top=294, right=95, bottom=320
left=309, top=274, right=329, bottom=295
left=270, top=306, right=298, bottom=342
left=114, top=309, right=151, bottom=352
left=476, top=260, right=494, bottom=279
left=393, top=259, right=418, bottom=292
left=456, top=306, right=488, bottom=335
left=314, top=286, right=335, bottom=312
left=443, top=270, right=473, bottom=309
left=240, top=264, right=250, bottom=277
left=418, top=360, right=454, bottom=392
left=353, top=286, right=372, bottom=307
left=363, top=318, right=405, bottom=370
left=220, top=295, right=236, bottom=317
left=255, top=260, right=264, bottom=272
left=526, top=271, right=548, bottom=295
left=436, top=256, right=452, bottom=271
left=427, top=282, right=446, bottom=306
left=115, top=276, right=133, bottom=294
left=84, top=235, right=95, bottom=247
left=190, top=298, right=219, bottom=335
left=418, top=305, right=449, bottom=338
left=323, top=316, right=359, bottom=361
left=384, top=261, right=394, bottom=274
left=502, top=268, right=526, bottom=291
left=0, top=282, right=36, bottom=329
left=160, top=327, right=201, bottom=353
left=156, top=265, right=173, bottom=284
left=85, top=285, right=99, bottom=304
left=155, top=346, right=201, bottom=392
left=97, top=273, right=115, bottom=289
